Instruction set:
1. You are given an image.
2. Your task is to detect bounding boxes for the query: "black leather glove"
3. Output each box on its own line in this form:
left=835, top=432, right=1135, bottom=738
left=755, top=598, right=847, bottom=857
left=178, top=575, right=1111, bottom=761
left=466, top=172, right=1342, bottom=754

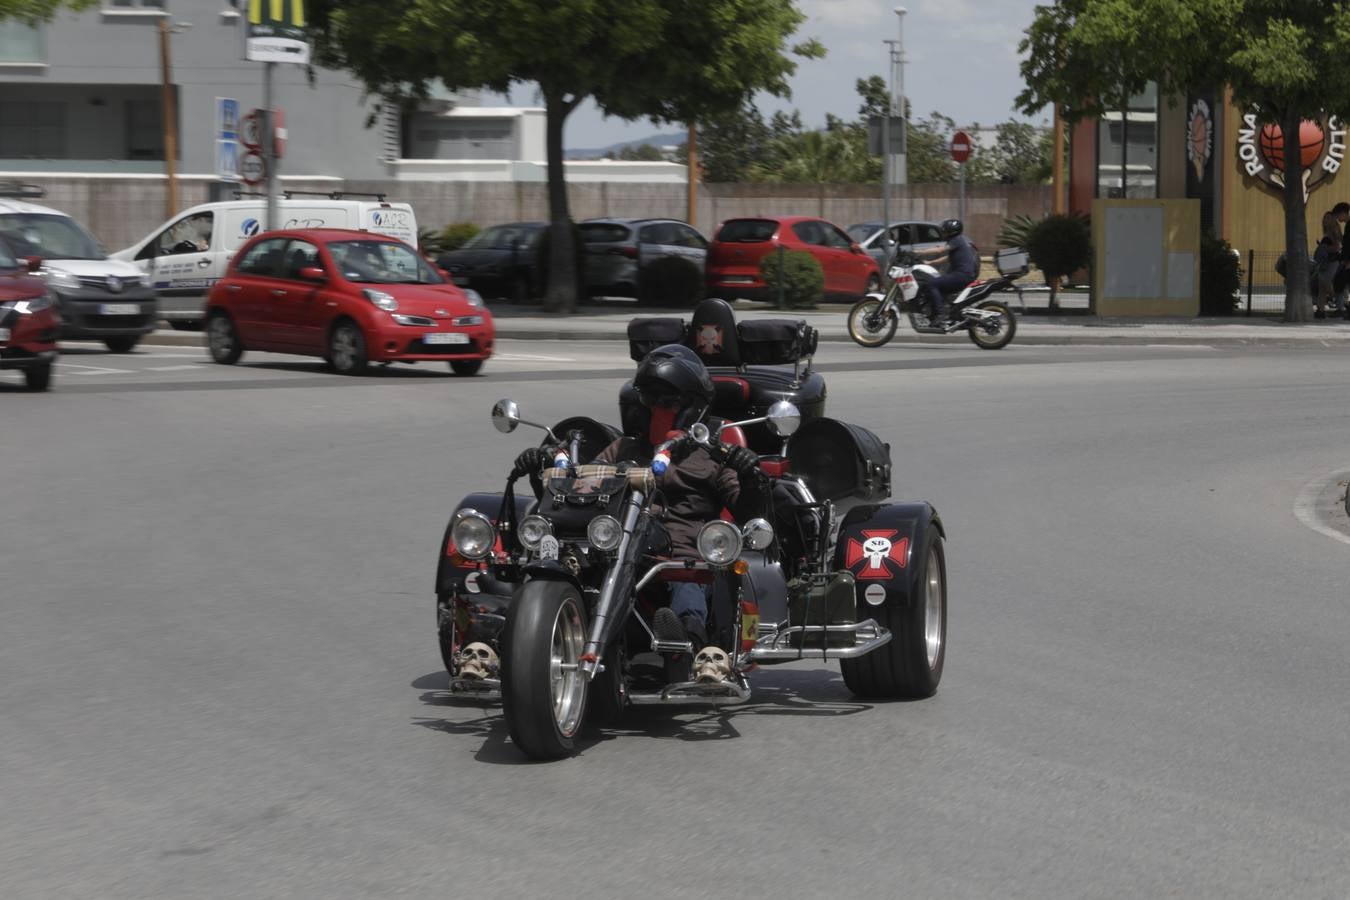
left=722, top=445, right=760, bottom=477
left=513, top=446, right=552, bottom=476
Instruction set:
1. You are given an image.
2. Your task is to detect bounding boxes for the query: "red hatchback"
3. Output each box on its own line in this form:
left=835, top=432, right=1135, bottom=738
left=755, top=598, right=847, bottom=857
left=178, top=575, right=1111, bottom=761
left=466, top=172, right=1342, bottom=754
left=706, top=215, right=881, bottom=303
left=0, top=237, right=58, bottom=391
left=204, top=228, right=495, bottom=375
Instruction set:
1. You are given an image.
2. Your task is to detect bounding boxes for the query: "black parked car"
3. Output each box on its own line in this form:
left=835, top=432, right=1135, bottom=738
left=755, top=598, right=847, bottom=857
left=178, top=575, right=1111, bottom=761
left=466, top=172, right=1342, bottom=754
left=437, top=222, right=548, bottom=302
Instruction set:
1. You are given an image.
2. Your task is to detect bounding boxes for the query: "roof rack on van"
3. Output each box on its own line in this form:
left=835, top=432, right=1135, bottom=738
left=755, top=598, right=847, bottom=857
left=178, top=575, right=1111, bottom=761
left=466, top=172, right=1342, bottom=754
left=232, top=190, right=268, bottom=199
left=0, top=181, right=46, bottom=200
left=282, top=189, right=388, bottom=202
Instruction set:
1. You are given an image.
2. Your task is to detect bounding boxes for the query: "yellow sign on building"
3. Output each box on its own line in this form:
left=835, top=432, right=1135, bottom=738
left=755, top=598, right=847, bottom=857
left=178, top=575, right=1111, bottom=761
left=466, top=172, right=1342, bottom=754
left=245, top=0, right=309, bottom=64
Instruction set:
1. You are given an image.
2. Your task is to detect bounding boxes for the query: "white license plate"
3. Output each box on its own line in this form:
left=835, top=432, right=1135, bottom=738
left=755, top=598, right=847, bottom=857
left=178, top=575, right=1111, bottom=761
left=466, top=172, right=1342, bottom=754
left=720, top=276, right=755, bottom=284
left=0, top=327, right=9, bottom=342
left=452, top=276, right=471, bottom=285
left=100, top=303, right=139, bottom=315
left=424, top=332, right=469, bottom=345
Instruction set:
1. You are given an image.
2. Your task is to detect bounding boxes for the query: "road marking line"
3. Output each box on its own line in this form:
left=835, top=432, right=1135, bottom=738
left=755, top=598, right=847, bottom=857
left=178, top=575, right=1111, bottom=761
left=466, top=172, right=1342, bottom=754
left=1293, top=469, right=1350, bottom=547
left=144, top=365, right=204, bottom=372
left=494, top=353, right=577, bottom=362
left=56, top=363, right=135, bottom=375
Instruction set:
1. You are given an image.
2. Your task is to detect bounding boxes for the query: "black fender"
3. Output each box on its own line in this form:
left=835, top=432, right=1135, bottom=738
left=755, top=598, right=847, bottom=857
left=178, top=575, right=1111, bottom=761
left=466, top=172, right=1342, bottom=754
left=435, top=491, right=534, bottom=595
left=834, top=502, right=945, bottom=612
left=519, top=560, right=585, bottom=595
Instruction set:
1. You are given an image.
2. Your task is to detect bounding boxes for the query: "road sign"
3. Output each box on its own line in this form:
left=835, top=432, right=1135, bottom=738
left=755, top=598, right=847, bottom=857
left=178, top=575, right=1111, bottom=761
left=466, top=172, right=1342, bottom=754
left=245, top=0, right=311, bottom=65
left=950, top=130, right=973, bottom=164
left=216, top=139, right=242, bottom=183
left=240, top=111, right=262, bottom=151
left=239, top=150, right=267, bottom=186
left=216, top=98, right=239, bottom=140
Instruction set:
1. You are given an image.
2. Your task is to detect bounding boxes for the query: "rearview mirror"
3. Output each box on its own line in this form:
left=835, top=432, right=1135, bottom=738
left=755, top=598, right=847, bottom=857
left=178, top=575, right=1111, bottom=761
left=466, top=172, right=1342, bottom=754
left=23, top=255, right=41, bottom=274
left=492, top=399, right=520, bottom=433
left=299, top=266, right=326, bottom=282
left=766, top=400, right=800, bottom=437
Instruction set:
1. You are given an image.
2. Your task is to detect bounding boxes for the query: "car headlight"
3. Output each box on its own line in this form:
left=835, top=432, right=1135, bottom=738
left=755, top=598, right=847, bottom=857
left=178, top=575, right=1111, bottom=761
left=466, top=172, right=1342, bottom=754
left=462, top=288, right=484, bottom=308
left=42, top=268, right=81, bottom=292
left=1, top=290, right=56, bottom=314
left=587, top=515, right=623, bottom=552
left=363, top=288, right=398, bottom=311
left=697, top=520, right=743, bottom=567
left=518, top=515, right=552, bottom=551
left=741, top=518, right=774, bottom=551
left=450, top=509, right=495, bottom=560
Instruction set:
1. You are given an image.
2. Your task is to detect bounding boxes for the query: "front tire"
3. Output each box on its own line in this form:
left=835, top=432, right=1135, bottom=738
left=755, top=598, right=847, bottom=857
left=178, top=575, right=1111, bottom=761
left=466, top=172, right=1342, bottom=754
left=840, top=530, right=946, bottom=699
left=966, top=300, right=1016, bottom=350
left=206, top=312, right=243, bottom=364
left=328, top=320, right=368, bottom=375
left=104, top=335, right=139, bottom=353
left=449, top=358, right=483, bottom=376
left=847, top=297, right=898, bottom=348
left=501, top=580, right=589, bottom=760
left=23, top=361, right=53, bottom=391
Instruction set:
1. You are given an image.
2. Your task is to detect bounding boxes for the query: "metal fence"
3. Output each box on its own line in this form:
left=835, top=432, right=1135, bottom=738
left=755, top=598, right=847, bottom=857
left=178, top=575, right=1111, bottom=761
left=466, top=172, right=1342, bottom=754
left=1241, top=249, right=1290, bottom=317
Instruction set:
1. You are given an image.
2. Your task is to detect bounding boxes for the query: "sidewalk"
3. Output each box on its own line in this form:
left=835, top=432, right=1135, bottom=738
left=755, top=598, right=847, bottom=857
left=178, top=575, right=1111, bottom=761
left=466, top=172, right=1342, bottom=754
left=140, top=292, right=1350, bottom=349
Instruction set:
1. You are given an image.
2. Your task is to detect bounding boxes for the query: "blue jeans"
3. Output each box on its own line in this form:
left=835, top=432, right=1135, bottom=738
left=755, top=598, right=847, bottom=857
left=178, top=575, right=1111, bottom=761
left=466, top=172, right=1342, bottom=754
left=924, top=272, right=974, bottom=322
left=669, top=582, right=709, bottom=625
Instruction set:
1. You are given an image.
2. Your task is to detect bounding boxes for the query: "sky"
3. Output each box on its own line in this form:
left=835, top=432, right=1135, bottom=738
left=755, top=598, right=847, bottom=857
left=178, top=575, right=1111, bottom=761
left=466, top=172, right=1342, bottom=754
left=487, top=0, right=1049, bottom=151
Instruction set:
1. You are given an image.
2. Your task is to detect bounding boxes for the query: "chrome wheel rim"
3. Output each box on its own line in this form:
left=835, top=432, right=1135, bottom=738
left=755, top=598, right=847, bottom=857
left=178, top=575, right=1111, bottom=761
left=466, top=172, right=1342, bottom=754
left=207, top=317, right=233, bottom=357
left=549, top=597, right=586, bottom=737
left=925, top=545, right=944, bottom=669
left=331, top=326, right=358, bottom=370
left=976, top=310, right=1007, bottom=342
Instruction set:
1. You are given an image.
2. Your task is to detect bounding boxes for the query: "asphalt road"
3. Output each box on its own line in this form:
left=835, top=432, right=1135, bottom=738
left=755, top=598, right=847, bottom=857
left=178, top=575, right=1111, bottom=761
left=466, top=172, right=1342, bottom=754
left=3, top=339, right=1350, bottom=898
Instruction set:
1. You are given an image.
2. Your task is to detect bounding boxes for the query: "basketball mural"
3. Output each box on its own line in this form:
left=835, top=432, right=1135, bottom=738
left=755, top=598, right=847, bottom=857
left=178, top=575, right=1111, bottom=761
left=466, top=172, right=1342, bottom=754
left=1237, top=112, right=1345, bottom=199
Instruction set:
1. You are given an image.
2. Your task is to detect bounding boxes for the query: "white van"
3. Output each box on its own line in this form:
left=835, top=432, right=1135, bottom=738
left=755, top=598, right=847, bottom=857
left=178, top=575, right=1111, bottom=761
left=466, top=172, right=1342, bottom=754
left=112, top=193, right=418, bottom=326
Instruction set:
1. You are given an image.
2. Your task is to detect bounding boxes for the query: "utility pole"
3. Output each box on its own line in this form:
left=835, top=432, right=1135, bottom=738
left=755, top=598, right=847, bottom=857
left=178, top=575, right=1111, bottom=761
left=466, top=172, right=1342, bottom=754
left=686, top=122, right=698, bottom=229
left=895, top=6, right=907, bottom=187
left=881, top=38, right=896, bottom=263
left=158, top=18, right=179, bottom=220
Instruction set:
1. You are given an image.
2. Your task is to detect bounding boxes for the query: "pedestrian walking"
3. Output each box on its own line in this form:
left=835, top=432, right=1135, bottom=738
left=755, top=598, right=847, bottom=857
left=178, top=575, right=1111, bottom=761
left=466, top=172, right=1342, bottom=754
left=1313, top=201, right=1348, bottom=319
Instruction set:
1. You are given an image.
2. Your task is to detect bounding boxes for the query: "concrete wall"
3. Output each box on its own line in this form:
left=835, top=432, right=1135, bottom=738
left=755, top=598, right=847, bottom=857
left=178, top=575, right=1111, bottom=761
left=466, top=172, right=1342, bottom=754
left=1, top=173, right=1051, bottom=253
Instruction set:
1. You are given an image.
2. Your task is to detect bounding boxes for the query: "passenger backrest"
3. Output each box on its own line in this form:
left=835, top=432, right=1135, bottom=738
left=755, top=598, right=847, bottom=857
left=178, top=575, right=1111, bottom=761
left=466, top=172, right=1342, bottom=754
left=688, top=298, right=741, bottom=367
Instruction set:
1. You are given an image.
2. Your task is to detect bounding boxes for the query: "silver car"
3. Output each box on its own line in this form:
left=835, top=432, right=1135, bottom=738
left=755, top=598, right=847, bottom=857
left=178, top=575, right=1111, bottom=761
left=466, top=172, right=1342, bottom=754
left=847, top=220, right=948, bottom=272
left=580, top=217, right=708, bottom=304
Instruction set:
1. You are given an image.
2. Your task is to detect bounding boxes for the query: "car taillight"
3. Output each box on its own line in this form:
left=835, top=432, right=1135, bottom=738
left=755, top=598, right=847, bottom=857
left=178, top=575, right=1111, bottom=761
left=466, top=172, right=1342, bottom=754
left=608, top=247, right=639, bottom=259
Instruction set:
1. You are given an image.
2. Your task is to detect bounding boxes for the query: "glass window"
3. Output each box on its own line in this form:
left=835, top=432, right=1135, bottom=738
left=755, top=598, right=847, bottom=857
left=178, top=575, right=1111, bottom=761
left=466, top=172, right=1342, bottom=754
left=716, top=219, right=777, bottom=243
left=0, top=101, right=64, bottom=158
left=0, top=21, right=44, bottom=63
left=0, top=213, right=103, bottom=260
left=824, top=225, right=854, bottom=250
left=329, top=239, right=444, bottom=284
left=676, top=225, right=707, bottom=249
left=579, top=223, right=631, bottom=244
left=236, top=237, right=288, bottom=277
left=791, top=221, right=825, bottom=246
left=916, top=224, right=943, bottom=243
left=281, top=240, right=321, bottom=280
left=106, top=1, right=167, bottom=8
left=0, top=235, right=18, bottom=269
left=847, top=224, right=878, bottom=244
left=150, top=212, right=213, bottom=257
left=1098, top=82, right=1158, bottom=199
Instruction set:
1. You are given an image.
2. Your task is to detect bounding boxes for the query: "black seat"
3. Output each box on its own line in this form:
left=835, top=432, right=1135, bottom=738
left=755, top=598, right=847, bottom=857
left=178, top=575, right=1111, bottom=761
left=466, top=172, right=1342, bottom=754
left=688, top=298, right=741, bottom=367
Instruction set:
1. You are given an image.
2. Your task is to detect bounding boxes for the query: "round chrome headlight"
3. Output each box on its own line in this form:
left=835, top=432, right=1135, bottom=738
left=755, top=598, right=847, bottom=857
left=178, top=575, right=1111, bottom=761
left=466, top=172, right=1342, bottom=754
left=697, top=520, right=743, bottom=567
left=741, top=517, right=775, bottom=551
left=451, top=509, right=495, bottom=560
left=587, top=515, right=622, bottom=552
left=518, top=514, right=552, bottom=551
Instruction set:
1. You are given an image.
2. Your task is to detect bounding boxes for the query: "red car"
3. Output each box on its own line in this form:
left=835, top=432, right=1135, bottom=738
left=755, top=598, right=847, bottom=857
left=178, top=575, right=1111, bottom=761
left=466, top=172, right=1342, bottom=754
left=204, top=228, right=494, bottom=376
left=706, top=215, right=881, bottom=303
left=0, top=238, right=58, bottom=391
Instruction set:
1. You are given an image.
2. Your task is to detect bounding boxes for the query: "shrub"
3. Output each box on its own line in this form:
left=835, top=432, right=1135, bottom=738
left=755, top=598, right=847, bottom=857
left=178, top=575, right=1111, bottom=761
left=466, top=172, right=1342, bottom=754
left=759, top=249, right=824, bottom=309
left=1025, top=212, right=1092, bottom=306
left=997, top=214, right=1037, bottom=249
left=1199, top=231, right=1242, bottom=316
left=439, top=222, right=481, bottom=254
left=638, top=255, right=705, bottom=307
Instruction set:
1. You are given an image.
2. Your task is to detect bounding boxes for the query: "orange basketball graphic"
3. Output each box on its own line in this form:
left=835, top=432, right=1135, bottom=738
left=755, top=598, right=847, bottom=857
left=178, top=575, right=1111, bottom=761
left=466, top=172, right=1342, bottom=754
left=1259, top=120, right=1325, bottom=172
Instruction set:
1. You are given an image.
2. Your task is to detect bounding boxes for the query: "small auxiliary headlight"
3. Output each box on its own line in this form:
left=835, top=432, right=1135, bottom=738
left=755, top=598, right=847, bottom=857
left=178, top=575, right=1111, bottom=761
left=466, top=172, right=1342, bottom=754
left=518, top=515, right=552, bottom=551
left=587, top=515, right=622, bottom=552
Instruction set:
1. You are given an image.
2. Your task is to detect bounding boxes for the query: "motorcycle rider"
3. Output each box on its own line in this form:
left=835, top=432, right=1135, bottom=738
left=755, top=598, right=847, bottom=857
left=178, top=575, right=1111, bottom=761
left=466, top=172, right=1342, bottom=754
left=915, top=218, right=979, bottom=326
left=511, top=344, right=764, bottom=665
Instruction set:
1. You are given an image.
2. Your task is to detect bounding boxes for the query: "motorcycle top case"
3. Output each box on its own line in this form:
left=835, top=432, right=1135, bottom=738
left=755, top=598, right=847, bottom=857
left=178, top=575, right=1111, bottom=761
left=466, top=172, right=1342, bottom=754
left=735, top=318, right=819, bottom=365
left=785, top=417, right=891, bottom=505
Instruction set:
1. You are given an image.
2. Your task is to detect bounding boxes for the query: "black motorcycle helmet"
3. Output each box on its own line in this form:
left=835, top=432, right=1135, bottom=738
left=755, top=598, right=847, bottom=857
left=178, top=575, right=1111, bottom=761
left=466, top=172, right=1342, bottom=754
left=939, top=218, right=964, bottom=239
left=632, top=344, right=714, bottom=443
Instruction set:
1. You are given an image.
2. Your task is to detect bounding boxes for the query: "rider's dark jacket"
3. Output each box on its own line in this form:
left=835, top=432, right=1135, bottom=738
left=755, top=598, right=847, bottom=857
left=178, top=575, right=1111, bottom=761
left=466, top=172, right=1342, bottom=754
left=594, top=437, right=763, bottom=558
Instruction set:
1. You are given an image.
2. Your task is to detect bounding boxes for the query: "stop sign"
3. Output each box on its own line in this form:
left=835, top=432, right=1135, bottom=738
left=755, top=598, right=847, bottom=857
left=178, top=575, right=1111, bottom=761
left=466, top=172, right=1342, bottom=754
left=950, top=130, right=973, bottom=164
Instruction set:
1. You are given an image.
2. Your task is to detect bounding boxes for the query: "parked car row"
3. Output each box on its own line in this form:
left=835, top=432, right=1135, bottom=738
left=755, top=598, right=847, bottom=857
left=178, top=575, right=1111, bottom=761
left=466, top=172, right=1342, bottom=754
left=439, top=214, right=950, bottom=307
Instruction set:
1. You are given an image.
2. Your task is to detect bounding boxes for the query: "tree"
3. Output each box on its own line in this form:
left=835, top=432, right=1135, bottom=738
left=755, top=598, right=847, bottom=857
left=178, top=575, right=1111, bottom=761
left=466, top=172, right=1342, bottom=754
left=0, top=1, right=93, bottom=18
left=982, top=121, right=1053, bottom=185
left=906, top=112, right=959, bottom=184
left=310, top=0, right=822, bottom=313
left=1017, top=0, right=1350, bottom=322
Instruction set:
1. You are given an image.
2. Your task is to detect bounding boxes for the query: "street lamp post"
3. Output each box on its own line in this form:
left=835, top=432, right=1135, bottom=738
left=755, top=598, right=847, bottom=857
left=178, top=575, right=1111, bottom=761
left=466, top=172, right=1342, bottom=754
left=895, top=7, right=907, bottom=186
